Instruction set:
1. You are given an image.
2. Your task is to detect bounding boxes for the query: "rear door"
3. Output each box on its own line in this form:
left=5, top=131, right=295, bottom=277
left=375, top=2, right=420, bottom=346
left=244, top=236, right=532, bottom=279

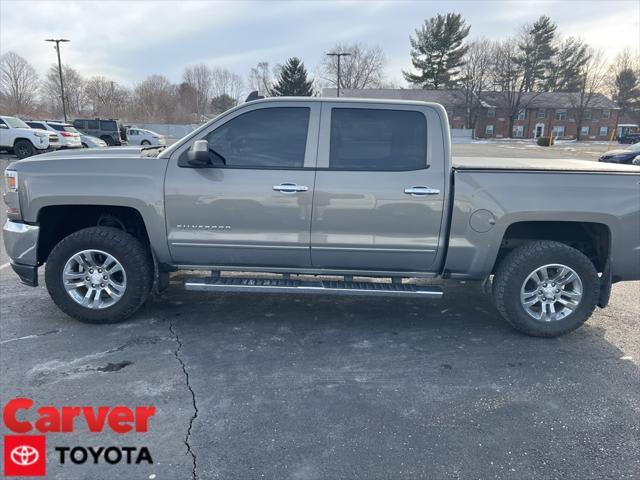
left=164, top=101, right=320, bottom=268
left=311, top=102, right=446, bottom=272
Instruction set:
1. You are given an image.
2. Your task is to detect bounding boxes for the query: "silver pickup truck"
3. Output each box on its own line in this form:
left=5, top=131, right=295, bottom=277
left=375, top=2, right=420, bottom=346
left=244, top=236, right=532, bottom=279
left=3, top=98, right=640, bottom=337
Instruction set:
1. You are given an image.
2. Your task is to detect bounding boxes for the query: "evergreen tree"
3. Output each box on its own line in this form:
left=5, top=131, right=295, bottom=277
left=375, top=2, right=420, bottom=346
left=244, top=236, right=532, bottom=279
left=516, top=15, right=557, bottom=91
left=613, top=68, right=640, bottom=120
left=403, top=13, right=470, bottom=89
left=545, top=37, right=590, bottom=92
left=270, top=57, right=314, bottom=96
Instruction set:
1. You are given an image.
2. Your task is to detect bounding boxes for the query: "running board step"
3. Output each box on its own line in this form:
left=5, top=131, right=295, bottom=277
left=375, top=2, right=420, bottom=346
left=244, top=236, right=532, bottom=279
left=184, top=277, right=443, bottom=298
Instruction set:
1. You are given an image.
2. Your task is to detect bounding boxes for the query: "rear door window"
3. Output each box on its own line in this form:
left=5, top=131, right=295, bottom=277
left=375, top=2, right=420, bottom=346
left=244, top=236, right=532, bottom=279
left=87, top=120, right=99, bottom=129
left=100, top=120, right=117, bottom=130
left=329, top=108, right=426, bottom=171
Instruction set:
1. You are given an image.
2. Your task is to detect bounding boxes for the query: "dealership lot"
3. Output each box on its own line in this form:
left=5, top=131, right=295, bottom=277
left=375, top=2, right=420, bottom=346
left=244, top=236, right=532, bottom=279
left=1, top=144, right=639, bottom=479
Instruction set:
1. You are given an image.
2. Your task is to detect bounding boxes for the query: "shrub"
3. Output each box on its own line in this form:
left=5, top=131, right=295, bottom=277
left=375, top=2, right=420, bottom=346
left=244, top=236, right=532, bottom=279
left=537, top=136, right=554, bottom=147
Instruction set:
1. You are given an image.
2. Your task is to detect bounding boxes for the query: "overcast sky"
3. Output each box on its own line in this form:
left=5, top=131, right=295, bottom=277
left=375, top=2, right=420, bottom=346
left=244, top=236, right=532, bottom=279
left=1, top=0, right=638, bottom=91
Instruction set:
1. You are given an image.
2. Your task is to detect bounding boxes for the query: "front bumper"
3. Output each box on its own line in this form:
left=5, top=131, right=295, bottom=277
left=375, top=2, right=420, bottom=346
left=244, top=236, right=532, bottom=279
left=2, top=220, right=39, bottom=286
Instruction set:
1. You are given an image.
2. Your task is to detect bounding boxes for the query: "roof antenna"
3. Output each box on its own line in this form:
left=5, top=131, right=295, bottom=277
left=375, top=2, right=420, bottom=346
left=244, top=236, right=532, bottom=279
left=245, top=91, right=264, bottom=102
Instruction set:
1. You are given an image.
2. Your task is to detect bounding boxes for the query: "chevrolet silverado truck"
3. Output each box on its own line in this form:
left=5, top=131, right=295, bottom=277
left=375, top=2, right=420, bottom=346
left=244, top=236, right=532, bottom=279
left=3, top=98, right=640, bottom=337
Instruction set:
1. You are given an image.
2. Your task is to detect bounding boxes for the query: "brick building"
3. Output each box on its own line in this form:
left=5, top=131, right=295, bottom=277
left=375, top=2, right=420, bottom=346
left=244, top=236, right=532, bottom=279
left=322, top=88, right=620, bottom=141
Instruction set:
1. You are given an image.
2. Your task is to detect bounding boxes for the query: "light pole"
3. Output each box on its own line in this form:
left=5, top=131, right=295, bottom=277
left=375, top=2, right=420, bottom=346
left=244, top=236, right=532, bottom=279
left=326, top=52, right=351, bottom=98
left=45, top=38, right=70, bottom=122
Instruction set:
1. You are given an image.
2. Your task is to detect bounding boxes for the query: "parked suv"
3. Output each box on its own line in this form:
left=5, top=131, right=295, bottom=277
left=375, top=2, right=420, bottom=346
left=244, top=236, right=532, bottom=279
left=25, top=121, right=82, bottom=149
left=0, top=116, right=60, bottom=158
left=72, top=118, right=127, bottom=146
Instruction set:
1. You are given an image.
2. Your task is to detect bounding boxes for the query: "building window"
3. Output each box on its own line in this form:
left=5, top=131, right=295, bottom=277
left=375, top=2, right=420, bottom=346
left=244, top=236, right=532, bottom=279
left=487, top=108, right=495, bottom=118
left=517, top=109, right=526, bottom=120
left=580, top=126, right=590, bottom=137
left=537, top=109, right=546, bottom=119
left=552, top=125, right=565, bottom=138
left=583, top=109, right=591, bottom=120
left=599, top=126, right=609, bottom=137
left=602, top=109, right=611, bottom=119
left=485, top=124, right=494, bottom=136
left=555, top=109, right=567, bottom=121
left=513, top=125, right=524, bottom=138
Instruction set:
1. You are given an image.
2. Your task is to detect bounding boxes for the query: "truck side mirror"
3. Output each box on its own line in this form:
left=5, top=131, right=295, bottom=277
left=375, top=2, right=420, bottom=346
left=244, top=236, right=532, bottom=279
left=186, top=140, right=210, bottom=167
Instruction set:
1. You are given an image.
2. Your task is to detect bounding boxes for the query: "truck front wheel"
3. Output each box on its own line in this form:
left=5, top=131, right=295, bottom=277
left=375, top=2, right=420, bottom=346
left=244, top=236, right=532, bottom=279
left=45, top=227, right=153, bottom=324
left=492, top=240, right=599, bottom=337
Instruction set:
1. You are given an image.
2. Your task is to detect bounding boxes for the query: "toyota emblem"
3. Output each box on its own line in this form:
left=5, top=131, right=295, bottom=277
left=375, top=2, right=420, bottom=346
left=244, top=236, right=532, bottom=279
left=10, top=445, right=39, bottom=466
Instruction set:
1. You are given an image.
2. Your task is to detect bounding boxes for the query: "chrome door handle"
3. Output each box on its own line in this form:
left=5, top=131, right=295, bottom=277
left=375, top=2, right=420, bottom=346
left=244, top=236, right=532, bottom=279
left=273, top=183, right=309, bottom=194
left=404, top=186, right=440, bottom=196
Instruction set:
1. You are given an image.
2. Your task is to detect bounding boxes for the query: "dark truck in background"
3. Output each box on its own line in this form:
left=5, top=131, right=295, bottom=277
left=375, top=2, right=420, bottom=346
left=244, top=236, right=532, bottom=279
left=72, top=118, right=127, bottom=146
left=3, top=98, right=640, bottom=337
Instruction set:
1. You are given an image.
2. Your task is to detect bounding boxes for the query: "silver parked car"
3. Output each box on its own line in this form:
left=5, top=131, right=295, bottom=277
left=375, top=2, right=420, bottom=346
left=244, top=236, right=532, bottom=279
left=80, top=133, right=108, bottom=148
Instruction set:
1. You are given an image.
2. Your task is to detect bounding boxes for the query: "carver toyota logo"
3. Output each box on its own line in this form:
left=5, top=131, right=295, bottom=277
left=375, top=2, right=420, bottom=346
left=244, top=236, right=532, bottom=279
left=4, top=435, right=46, bottom=476
left=3, top=397, right=155, bottom=477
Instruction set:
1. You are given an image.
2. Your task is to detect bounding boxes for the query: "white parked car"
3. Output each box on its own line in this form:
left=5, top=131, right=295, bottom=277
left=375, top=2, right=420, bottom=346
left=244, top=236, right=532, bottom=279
left=126, top=128, right=166, bottom=146
left=26, top=121, right=82, bottom=149
left=0, top=116, right=60, bottom=158
left=79, top=132, right=108, bottom=148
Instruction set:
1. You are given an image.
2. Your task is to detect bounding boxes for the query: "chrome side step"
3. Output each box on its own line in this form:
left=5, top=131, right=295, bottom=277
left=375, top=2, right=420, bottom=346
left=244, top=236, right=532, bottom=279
left=184, top=276, right=443, bottom=298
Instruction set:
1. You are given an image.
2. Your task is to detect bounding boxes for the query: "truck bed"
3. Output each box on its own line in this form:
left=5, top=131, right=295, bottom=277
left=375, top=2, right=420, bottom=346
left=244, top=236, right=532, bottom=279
left=452, top=157, right=640, bottom=173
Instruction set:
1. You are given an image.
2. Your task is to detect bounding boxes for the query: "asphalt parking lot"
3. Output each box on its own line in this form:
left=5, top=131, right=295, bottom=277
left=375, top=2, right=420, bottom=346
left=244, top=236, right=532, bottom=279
left=1, top=144, right=639, bottom=480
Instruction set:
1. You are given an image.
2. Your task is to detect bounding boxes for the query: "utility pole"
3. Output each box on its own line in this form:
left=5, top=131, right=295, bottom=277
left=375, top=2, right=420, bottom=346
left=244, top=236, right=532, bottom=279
left=326, top=52, right=351, bottom=98
left=45, top=38, right=70, bottom=122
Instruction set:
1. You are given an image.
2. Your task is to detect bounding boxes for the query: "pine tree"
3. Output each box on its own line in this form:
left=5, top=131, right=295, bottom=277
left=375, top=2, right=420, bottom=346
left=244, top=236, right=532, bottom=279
left=403, top=13, right=470, bottom=89
left=545, top=37, right=590, bottom=92
left=270, top=57, right=314, bottom=96
left=516, top=15, right=557, bottom=91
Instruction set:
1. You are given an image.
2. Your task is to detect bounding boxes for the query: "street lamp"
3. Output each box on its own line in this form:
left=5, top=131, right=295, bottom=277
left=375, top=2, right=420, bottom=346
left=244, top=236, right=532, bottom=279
left=45, top=38, right=70, bottom=122
left=326, top=52, right=351, bottom=98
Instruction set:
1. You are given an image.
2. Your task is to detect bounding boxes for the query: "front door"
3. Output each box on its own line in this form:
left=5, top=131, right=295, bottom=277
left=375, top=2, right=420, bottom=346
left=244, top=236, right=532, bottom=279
left=310, top=103, right=446, bottom=272
left=165, top=102, right=320, bottom=268
left=534, top=123, right=545, bottom=138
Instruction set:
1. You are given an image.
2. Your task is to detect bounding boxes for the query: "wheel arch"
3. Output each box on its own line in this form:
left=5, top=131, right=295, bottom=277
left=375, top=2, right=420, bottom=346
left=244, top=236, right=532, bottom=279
left=492, top=220, right=611, bottom=274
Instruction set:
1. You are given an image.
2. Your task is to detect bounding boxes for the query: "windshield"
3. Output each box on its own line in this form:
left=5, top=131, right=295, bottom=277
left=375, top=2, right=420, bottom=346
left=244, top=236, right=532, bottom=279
left=628, top=142, right=640, bottom=152
left=50, top=124, right=79, bottom=133
left=3, top=117, right=29, bottom=129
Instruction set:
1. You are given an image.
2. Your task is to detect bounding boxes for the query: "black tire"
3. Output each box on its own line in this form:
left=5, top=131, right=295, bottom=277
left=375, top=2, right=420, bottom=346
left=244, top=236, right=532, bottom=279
left=492, top=240, right=599, bottom=337
left=14, top=139, right=35, bottom=159
left=81, top=142, right=88, bottom=148
left=100, top=135, right=115, bottom=146
left=45, top=227, right=153, bottom=324
left=141, top=140, right=151, bottom=145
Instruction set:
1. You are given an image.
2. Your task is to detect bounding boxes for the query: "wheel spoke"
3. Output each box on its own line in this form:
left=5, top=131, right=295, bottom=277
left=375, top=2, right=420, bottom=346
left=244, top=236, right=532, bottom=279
left=521, top=263, right=583, bottom=323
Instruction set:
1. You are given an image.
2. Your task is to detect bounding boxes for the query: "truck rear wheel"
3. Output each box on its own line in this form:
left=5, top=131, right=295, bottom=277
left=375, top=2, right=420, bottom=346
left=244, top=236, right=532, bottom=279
left=14, top=139, right=35, bottom=159
left=45, top=227, right=152, bottom=324
left=492, top=241, right=599, bottom=337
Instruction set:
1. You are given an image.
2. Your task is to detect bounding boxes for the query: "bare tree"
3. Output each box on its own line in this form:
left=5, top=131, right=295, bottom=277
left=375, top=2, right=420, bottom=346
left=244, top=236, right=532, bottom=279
left=569, top=48, right=609, bottom=140
left=131, top=75, right=179, bottom=123
left=460, top=39, right=494, bottom=131
left=320, top=43, right=386, bottom=90
left=0, top=52, right=40, bottom=115
left=490, top=39, right=540, bottom=138
left=211, top=67, right=244, bottom=103
left=84, top=76, right=130, bottom=118
left=182, top=64, right=213, bottom=120
left=247, top=62, right=272, bottom=97
left=42, top=64, right=85, bottom=117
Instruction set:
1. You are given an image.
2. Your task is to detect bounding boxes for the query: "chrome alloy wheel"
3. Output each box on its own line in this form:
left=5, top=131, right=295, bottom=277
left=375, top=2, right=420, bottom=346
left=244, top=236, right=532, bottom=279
left=62, top=249, right=127, bottom=309
left=520, top=264, right=583, bottom=322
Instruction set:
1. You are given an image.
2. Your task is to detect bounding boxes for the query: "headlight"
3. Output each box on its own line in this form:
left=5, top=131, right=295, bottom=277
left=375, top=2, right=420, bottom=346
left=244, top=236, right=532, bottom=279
left=5, top=170, right=18, bottom=192
left=33, top=132, right=46, bottom=138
